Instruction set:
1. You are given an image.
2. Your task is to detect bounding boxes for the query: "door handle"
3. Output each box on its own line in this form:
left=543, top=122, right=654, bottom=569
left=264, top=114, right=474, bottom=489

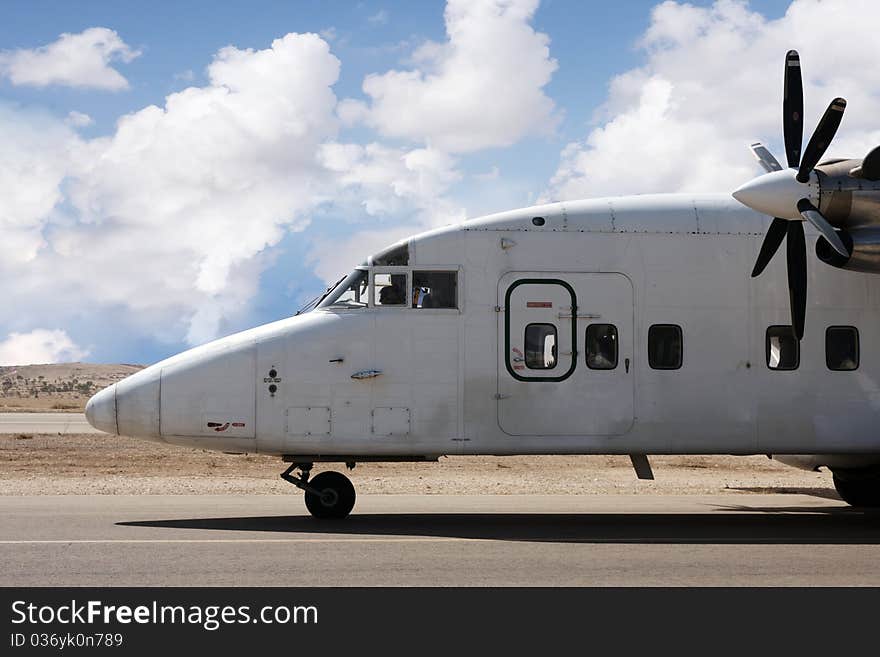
left=625, top=358, right=630, bottom=373
left=557, top=313, right=601, bottom=319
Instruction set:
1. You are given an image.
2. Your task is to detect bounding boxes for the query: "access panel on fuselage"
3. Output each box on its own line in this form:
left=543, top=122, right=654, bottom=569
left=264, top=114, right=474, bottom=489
left=498, top=272, right=634, bottom=436
left=160, top=344, right=256, bottom=439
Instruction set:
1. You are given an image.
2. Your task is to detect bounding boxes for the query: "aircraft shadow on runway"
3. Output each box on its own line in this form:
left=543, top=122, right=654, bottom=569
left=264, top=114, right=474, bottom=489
left=118, top=506, right=880, bottom=545
left=725, top=486, right=842, bottom=500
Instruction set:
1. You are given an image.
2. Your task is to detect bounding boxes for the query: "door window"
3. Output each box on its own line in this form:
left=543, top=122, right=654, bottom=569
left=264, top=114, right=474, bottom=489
left=525, top=324, right=557, bottom=369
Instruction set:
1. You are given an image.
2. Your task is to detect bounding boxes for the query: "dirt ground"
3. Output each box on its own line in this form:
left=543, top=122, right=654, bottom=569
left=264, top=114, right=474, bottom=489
left=0, top=432, right=837, bottom=497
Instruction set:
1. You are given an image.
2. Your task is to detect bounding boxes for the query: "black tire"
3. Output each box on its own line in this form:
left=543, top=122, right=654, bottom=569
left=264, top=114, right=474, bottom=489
left=304, top=471, right=356, bottom=519
left=832, top=473, right=880, bottom=507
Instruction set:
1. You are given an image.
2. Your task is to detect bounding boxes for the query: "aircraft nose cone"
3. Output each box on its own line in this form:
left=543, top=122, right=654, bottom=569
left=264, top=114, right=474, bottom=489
left=731, top=169, right=818, bottom=220
left=85, top=385, right=118, bottom=434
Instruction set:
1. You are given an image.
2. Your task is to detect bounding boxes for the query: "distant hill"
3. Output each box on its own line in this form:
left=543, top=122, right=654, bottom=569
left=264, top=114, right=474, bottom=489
left=0, top=363, right=144, bottom=412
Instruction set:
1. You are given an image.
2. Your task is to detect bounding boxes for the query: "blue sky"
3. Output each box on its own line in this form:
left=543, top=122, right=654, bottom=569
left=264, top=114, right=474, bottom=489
left=1, top=1, right=791, bottom=155
left=0, top=0, right=870, bottom=366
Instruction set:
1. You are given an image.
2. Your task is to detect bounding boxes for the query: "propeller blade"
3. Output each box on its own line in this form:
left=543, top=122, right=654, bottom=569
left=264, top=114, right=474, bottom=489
left=786, top=221, right=807, bottom=340
left=796, top=97, right=847, bottom=183
left=796, top=198, right=849, bottom=257
left=783, top=50, right=803, bottom=169
left=751, top=218, right=788, bottom=277
left=749, top=142, right=783, bottom=173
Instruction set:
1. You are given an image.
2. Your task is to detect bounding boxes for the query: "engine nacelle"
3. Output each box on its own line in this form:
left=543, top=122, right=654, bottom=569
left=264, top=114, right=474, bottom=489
left=816, top=227, right=880, bottom=273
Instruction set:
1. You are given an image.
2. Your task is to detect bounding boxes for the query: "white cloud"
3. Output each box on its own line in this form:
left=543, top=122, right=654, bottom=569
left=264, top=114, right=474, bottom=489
left=0, top=27, right=140, bottom=90
left=65, top=111, right=93, bottom=127
left=0, top=104, right=78, bottom=265
left=0, top=329, right=88, bottom=366
left=344, top=0, right=558, bottom=152
left=546, top=0, right=880, bottom=201
left=312, top=142, right=465, bottom=279
left=0, top=34, right=344, bottom=347
left=319, top=142, right=462, bottom=215
left=57, top=33, right=342, bottom=342
left=0, top=30, right=467, bottom=353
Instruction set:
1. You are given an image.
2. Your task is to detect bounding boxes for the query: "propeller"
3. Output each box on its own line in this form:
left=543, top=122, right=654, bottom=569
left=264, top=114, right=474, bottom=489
left=732, top=50, right=848, bottom=340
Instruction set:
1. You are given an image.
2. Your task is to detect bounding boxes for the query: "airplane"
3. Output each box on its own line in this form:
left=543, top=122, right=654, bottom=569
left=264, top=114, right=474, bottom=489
left=86, top=50, right=880, bottom=518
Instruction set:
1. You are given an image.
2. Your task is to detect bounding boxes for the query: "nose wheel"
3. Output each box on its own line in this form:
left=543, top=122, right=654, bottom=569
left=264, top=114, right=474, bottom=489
left=281, top=464, right=356, bottom=519
left=304, top=471, right=356, bottom=519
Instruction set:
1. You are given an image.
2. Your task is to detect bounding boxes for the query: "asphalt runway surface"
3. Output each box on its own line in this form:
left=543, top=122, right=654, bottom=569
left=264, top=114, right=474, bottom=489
left=0, top=412, right=100, bottom=434
left=2, top=494, right=880, bottom=586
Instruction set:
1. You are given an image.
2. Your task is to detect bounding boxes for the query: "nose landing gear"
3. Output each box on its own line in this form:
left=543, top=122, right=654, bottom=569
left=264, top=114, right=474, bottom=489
left=281, top=463, right=357, bottom=519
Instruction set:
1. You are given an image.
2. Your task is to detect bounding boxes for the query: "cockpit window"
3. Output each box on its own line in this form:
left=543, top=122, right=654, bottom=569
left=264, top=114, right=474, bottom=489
left=373, top=272, right=407, bottom=306
left=372, top=242, right=409, bottom=266
left=317, top=269, right=369, bottom=309
left=412, top=271, right=457, bottom=308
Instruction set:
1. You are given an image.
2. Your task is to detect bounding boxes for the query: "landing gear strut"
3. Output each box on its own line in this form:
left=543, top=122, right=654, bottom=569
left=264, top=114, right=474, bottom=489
left=281, top=463, right=356, bottom=519
left=831, top=467, right=880, bottom=508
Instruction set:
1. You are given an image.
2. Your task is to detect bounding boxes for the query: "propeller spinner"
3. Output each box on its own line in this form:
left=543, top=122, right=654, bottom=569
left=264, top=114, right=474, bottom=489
left=732, top=50, right=848, bottom=340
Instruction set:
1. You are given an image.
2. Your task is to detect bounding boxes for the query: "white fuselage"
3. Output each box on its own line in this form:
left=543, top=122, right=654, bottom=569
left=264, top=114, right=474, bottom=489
left=85, top=193, right=880, bottom=461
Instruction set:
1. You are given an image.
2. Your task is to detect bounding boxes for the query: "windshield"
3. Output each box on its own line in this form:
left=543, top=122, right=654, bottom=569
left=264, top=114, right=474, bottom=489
left=294, top=276, right=343, bottom=315
left=317, top=269, right=369, bottom=309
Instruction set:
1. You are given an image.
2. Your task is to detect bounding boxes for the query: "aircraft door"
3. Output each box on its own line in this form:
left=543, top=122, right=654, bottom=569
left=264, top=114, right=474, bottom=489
left=498, top=272, right=634, bottom=436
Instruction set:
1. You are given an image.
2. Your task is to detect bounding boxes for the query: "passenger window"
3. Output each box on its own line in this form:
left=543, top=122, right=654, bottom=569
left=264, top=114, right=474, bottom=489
left=826, top=326, right=859, bottom=371
left=766, top=326, right=799, bottom=370
left=648, top=324, right=682, bottom=370
left=586, top=324, right=618, bottom=370
left=412, top=271, right=457, bottom=309
left=525, top=324, right=557, bottom=369
left=373, top=273, right=407, bottom=306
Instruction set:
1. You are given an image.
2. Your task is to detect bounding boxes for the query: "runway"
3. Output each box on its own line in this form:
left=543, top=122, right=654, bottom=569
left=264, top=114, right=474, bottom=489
left=2, top=494, right=880, bottom=586
left=0, top=412, right=100, bottom=434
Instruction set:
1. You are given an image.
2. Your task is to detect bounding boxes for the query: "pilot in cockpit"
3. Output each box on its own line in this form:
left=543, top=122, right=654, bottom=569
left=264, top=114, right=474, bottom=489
left=379, top=275, right=406, bottom=305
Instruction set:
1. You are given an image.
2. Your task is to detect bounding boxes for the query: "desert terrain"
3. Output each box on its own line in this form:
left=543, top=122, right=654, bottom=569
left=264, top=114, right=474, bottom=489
left=0, top=431, right=835, bottom=497
left=0, top=363, right=142, bottom=412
